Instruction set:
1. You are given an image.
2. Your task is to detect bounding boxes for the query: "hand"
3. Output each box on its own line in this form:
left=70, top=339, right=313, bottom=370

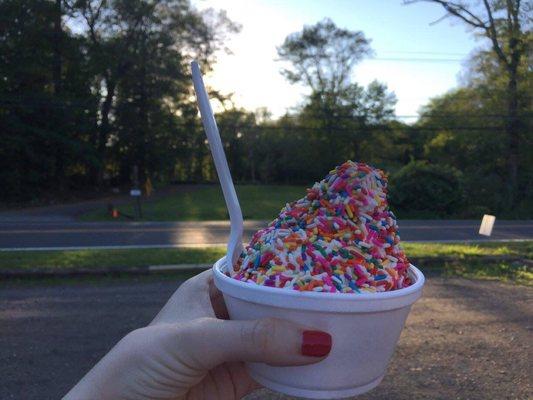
left=64, top=270, right=332, bottom=399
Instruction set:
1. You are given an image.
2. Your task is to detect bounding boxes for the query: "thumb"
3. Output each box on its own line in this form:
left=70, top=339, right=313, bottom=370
left=177, top=317, right=332, bottom=371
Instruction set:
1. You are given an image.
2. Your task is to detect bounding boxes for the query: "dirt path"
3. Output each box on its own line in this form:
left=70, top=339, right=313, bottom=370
left=1, top=275, right=531, bottom=399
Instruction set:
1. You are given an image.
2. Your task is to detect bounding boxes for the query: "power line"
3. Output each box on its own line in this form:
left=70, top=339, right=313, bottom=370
left=378, top=50, right=469, bottom=56
left=1, top=98, right=531, bottom=119
left=179, top=123, right=509, bottom=133
left=369, top=57, right=464, bottom=63
left=278, top=113, right=533, bottom=120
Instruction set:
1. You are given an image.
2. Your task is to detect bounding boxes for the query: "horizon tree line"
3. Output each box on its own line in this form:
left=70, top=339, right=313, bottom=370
left=0, top=0, right=530, bottom=218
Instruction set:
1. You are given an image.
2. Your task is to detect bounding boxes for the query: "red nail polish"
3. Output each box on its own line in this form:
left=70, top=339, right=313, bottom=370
left=302, top=330, right=332, bottom=357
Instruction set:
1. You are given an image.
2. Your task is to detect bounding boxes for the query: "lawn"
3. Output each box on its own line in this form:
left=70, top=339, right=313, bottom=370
left=81, top=184, right=307, bottom=221
left=0, top=247, right=226, bottom=271
left=1, top=242, right=531, bottom=283
left=401, top=241, right=532, bottom=258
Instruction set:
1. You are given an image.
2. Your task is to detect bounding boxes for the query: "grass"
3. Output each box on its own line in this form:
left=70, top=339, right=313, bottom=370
left=0, top=241, right=531, bottom=284
left=0, top=247, right=226, bottom=271
left=81, top=184, right=307, bottom=221
left=0, top=271, right=201, bottom=287
left=402, top=241, right=532, bottom=258
left=439, top=259, right=532, bottom=283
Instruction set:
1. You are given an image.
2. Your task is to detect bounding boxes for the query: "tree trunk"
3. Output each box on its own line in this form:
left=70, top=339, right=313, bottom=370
left=505, top=65, right=519, bottom=206
left=504, top=11, right=522, bottom=207
left=137, top=44, right=148, bottom=185
left=194, top=138, right=205, bottom=181
left=99, top=79, right=116, bottom=153
left=93, top=76, right=117, bottom=186
left=52, top=0, right=64, bottom=190
left=249, top=134, right=256, bottom=183
left=52, top=0, right=62, bottom=96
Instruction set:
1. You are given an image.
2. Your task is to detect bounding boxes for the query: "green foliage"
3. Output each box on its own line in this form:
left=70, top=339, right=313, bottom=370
left=275, top=19, right=398, bottom=178
left=417, top=67, right=531, bottom=217
left=389, top=161, right=463, bottom=217
left=0, top=0, right=237, bottom=203
left=0, top=0, right=98, bottom=200
left=277, top=18, right=371, bottom=93
left=413, top=13, right=532, bottom=217
left=1, top=4, right=530, bottom=220
left=411, top=0, right=532, bottom=216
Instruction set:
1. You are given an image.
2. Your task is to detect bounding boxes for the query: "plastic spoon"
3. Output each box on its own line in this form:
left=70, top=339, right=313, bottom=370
left=191, top=61, right=244, bottom=270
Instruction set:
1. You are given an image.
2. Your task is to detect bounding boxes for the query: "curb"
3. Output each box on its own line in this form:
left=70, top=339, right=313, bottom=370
left=0, top=257, right=530, bottom=280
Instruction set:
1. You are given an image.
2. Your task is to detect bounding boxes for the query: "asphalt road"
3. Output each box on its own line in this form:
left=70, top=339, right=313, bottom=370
left=0, top=220, right=532, bottom=250
left=1, top=275, right=531, bottom=400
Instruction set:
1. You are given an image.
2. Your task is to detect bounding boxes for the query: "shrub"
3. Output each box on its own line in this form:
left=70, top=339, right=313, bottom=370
left=389, top=161, right=464, bottom=217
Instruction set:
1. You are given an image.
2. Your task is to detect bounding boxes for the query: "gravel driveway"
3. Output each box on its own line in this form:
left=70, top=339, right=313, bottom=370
left=1, top=275, right=531, bottom=400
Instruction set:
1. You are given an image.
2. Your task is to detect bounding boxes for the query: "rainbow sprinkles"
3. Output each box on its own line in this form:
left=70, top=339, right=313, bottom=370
left=230, top=161, right=412, bottom=293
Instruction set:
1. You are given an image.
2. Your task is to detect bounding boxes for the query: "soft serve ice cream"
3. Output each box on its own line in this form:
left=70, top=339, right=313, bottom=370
left=231, top=161, right=411, bottom=293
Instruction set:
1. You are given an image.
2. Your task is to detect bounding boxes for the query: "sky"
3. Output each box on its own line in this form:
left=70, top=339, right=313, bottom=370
left=193, top=0, right=485, bottom=122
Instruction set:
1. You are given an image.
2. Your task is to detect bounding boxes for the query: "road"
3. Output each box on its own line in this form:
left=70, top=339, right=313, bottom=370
left=1, top=275, right=531, bottom=399
left=0, top=220, right=531, bottom=250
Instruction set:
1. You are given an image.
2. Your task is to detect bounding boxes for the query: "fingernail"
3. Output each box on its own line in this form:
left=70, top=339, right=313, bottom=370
left=301, top=330, right=332, bottom=357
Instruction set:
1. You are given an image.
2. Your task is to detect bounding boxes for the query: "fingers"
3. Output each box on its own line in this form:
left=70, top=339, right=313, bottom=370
left=151, top=270, right=217, bottom=325
left=176, top=317, right=332, bottom=371
left=186, top=362, right=262, bottom=400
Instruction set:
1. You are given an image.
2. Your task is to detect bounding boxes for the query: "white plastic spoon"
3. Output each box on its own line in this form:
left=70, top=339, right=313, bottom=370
left=191, top=61, right=244, bottom=271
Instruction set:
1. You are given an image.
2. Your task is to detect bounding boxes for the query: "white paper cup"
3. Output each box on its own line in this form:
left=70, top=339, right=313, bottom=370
left=213, top=257, right=425, bottom=399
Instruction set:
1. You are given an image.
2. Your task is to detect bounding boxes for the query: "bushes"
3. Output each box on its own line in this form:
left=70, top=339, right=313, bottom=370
left=389, top=161, right=464, bottom=217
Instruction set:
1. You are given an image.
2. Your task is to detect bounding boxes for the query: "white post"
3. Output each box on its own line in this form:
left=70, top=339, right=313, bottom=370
left=479, top=214, right=496, bottom=236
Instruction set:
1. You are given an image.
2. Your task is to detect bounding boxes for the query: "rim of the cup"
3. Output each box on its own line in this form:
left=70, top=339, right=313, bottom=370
left=213, top=256, right=425, bottom=301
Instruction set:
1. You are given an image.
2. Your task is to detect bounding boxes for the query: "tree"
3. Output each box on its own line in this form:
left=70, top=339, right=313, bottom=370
left=359, top=80, right=397, bottom=124
left=418, top=88, right=506, bottom=214
left=277, top=18, right=371, bottom=97
left=277, top=19, right=396, bottom=172
left=0, top=0, right=239, bottom=203
left=389, top=161, right=464, bottom=217
left=65, top=0, right=239, bottom=184
left=0, top=0, right=98, bottom=201
left=405, top=0, right=531, bottom=205
left=417, top=70, right=531, bottom=217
